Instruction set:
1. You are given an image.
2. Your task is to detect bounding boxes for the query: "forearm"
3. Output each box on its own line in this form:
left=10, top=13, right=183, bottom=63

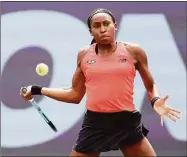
left=146, top=84, right=160, bottom=101
left=41, top=87, right=81, bottom=104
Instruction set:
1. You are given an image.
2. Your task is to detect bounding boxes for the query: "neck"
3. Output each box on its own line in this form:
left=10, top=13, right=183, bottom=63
left=96, top=41, right=117, bottom=56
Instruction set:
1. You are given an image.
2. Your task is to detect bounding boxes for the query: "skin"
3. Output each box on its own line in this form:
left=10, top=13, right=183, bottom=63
left=20, top=11, right=181, bottom=157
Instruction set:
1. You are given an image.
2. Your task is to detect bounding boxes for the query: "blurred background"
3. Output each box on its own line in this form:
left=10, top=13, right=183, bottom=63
left=1, top=1, right=186, bottom=156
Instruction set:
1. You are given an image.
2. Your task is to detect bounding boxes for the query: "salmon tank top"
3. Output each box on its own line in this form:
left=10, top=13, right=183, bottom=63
left=80, top=42, right=136, bottom=112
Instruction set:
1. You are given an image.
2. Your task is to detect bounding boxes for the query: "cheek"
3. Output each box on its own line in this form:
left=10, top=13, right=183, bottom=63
left=92, top=31, right=100, bottom=38
left=109, top=27, right=116, bottom=36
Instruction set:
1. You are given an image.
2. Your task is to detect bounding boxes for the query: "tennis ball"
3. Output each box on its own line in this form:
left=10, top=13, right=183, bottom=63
left=36, top=63, right=49, bottom=76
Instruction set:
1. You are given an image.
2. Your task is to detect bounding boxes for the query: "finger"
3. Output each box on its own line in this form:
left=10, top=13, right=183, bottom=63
left=21, top=95, right=26, bottom=100
left=166, top=114, right=177, bottom=122
left=20, top=92, right=24, bottom=97
left=161, top=116, right=164, bottom=126
left=20, top=86, right=25, bottom=93
left=20, top=87, right=23, bottom=92
left=20, top=94, right=26, bottom=101
left=20, top=92, right=28, bottom=101
left=170, top=108, right=181, bottom=114
left=162, top=95, right=169, bottom=101
left=20, top=92, right=28, bottom=99
left=169, top=110, right=181, bottom=119
left=20, top=92, right=23, bottom=96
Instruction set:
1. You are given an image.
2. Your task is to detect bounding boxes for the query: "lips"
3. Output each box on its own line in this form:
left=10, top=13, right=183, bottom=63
left=100, top=35, right=110, bottom=39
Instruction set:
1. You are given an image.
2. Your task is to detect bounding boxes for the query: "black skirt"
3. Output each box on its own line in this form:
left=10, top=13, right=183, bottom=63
left=73, top=110, right=149, bottom=153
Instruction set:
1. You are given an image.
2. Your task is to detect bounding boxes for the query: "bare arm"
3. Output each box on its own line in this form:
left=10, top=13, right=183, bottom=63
left=126, top=44, right=160, bottom=101
left=41, top=49, right=87, bottom=104
left=125, top=43, right=181, bottom=123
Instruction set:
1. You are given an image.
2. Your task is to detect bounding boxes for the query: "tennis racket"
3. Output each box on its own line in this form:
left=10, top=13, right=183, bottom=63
left=21, top=87, right=58, bottom=132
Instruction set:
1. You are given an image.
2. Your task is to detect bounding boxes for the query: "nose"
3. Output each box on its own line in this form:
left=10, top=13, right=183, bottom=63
left=100, top=25, right=106, bottom=33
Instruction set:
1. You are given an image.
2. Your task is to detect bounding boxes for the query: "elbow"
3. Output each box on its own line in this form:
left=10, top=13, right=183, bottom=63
left=69, top=90, right=84, bottom=104
left=71, top=96, right=83, bottom=104
left=60, top=98, right=81, bottom=104
left=74, top=100, right=81, bottom=104
left=72, top=98, right=82, bottom=104
left=74, top=95, right=83, bottom=104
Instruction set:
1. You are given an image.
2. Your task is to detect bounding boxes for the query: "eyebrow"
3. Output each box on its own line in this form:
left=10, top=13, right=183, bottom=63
left=92, top=20, right=110, bottom=24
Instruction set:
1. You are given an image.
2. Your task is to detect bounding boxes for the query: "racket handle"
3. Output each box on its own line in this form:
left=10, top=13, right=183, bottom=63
left=48, top=121, right=58, bottom=132
left=21, top=87, right=58, bottom=132
left=29, top=100, right=58, bottom=132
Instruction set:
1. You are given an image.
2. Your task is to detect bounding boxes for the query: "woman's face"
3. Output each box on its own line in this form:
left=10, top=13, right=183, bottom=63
left=90, top=13, right=117, bottom=44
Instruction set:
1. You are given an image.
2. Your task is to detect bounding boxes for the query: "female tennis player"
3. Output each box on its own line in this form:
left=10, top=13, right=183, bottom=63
left=20, top=8, right=181, bottom=156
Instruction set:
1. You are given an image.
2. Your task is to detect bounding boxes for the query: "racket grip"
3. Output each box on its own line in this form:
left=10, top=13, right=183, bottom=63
left=48, top=121, right=58, bottom=132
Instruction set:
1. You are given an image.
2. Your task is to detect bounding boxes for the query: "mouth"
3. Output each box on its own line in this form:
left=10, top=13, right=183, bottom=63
left=100, top=35, right=110, bottom=39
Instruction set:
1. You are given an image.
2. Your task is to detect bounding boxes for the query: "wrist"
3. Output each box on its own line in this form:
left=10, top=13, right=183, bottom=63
left=31, top=84, right=43, bottom=95
left=151, top=96, right=160, bottom=108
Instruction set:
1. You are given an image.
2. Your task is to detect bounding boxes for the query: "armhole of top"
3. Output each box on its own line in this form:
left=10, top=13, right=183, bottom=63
left=122, top=42, right=137, bottom=69
left=123, top=42, right=133, bottom=59
left=78, top=47, right=89, bottom=70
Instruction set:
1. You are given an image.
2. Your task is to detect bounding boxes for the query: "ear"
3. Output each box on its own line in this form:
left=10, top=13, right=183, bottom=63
left=114, top=23, right=117, bottom=31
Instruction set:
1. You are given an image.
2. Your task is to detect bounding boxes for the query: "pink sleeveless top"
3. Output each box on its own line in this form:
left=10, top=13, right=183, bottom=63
left=80, top=42, right=136, bottom=112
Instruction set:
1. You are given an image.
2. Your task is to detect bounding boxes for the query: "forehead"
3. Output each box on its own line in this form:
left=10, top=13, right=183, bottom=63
left=91, top=12, right=113, bottom=23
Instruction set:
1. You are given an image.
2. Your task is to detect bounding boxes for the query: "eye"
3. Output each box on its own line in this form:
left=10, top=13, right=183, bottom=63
left=93, top=24, right=100, bottom=28
left=103, top=21, right=110, bottom=26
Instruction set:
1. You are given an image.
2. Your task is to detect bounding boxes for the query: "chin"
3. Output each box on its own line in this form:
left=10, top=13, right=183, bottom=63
left=99, top=39, right=111, bottom=44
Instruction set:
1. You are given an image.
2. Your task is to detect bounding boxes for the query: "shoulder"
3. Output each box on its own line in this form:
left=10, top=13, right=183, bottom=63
left=77, top=46, right=90, bottom=66
left=122, top=41, right=147, bottom=62
left=123, top=42, right=143, bottom=53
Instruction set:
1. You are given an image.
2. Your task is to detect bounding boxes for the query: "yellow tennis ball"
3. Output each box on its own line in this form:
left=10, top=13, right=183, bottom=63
left=36, top=63, right=49, bottom=76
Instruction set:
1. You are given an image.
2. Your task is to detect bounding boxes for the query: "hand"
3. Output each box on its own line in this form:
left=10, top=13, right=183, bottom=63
left=153, top=95, right=181, bottom=126
left=20, top=85, right=32, bottom=101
